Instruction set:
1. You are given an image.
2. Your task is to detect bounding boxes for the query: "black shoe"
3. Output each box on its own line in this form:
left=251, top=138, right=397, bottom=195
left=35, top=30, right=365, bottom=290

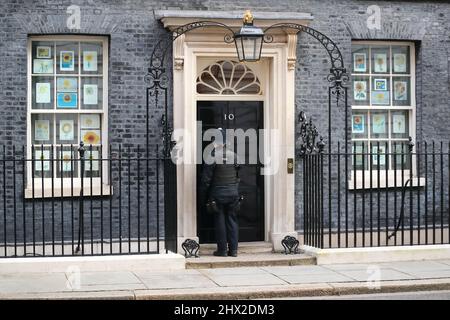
left=228, top=250, right=238, bottom=257
left=213, top=251, right=227, bottom=257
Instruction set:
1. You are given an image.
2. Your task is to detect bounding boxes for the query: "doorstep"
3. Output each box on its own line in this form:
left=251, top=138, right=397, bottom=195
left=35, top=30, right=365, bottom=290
left=198, top=241, right=273, bottom=255
left=186, top=253, right=316, bottom=269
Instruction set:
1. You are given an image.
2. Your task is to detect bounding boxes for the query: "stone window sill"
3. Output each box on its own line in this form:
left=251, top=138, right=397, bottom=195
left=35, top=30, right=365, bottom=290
left=348, top=171, right=425, bottom=190
left=24, top=183, right=112, bottom=199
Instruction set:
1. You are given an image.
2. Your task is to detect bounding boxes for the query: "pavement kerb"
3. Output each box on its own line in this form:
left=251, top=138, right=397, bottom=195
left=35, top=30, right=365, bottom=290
left=2, top=278, right=450, bottom=300
left=330, top=278, right=450, bottom=296
left=0, top=290, right=136, bottom=300
left=133, top=278, right=450, bottom=300
left=133, top=284, right=336, bottom=300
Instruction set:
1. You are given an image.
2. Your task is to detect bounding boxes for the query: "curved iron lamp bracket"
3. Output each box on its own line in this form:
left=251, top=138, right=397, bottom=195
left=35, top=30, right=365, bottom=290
left=146, top=20, right=349, bottom=156
left=263, top=23, right=349, bottom=87
left=148, top=21, right=236, bottom=88
left=146, top=21, right=238, bottom=156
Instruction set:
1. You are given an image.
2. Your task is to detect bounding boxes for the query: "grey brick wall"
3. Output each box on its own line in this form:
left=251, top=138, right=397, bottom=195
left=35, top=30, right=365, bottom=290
left=0, top=0, right=449, bottom=247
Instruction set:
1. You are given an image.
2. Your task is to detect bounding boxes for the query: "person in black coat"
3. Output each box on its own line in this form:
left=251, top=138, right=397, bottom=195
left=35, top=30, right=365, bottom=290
left=199, top=128, right=241, bottom=257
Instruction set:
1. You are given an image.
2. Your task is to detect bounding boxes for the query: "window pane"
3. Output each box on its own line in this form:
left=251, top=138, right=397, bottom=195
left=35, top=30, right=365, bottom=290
left=352, top=45, right=369, bottom=74
left=370, top=111, right=388, bottom=139
left=33, top=146, right=52, bottom=178
left=392, top=141, right=411, bottom=170
left=32, top=114, right=53, bottom=144
left=81, top=42, right=103, bottom=74
left=352, top=111, right=368, bottom=139
left=371, top=77, right=390, bottom=106
left=56, top=76, right=78, bottom=109
left=32, top=41, right=54, bottom=75
left=56, top=114, right=78, bottom=144
left=81, top=77, right=102, bottom=109
left=32, top=76, right=54, bottom=109
left=80, top=114, right=101, bottom=145
left=392, top=45, right=410, bottom=74
left=371, top=46, right=390, bottom=74
left=370, top=141, right=388, bottom=170
left=56, top=92, right=78, bottom=109
left=391, top=111, right=409, bottom=139
left=352, top=76, right=369, bottom=105
left=56, top=41, right=78, bottom=74
left=352, top=141, right=369, bottom=171
left=56, top=77, right=78, bottom=92
left=84, top=146, right=101, bottom=178
left=392, top=76, right=411, bottom=106
left=56, top=146, right=78, bottom=178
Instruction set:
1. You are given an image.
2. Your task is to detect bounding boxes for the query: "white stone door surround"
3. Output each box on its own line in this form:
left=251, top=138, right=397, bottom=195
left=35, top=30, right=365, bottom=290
left=155, top=10, right=313, bottom=251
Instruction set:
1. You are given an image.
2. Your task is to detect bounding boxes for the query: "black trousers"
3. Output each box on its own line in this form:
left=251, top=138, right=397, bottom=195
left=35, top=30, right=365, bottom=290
left=210, top=185, right=239, bottom=252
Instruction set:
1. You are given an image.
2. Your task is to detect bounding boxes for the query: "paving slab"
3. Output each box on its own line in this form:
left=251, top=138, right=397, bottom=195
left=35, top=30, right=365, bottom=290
left=199, top=267, right=270, bottom=276
left=396, top=269, right=450, bottom=279
left=137, top=273, right=218, bottom=290
left=72, top=283, right=147, bottom=292
left=0, top=273, right=69, bottom=294
left=73, top=271, right=141, bottom=286
left=321, top=263, right=373, bottom=271
left=335, top=268, right=416, bottom=282
left=0, top=272, right=65, bottom=280
left=381, top=260, right=450, bottom=272
left=277, top=273, right=354, bottom=284
left=437, top=260, right=450, bottom=267
left=134, top=269, right=201, bottom=278
left=205, top=273, right=287, bottom=287
left=261, top=265, right=335, bottom=276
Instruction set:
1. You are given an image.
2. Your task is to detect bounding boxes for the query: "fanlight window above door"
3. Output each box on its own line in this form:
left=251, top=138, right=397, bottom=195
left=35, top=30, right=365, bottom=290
left=196, top=60, right=262, bottom=95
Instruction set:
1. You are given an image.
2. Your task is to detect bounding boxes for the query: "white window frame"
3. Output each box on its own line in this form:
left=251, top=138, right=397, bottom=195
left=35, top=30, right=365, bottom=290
left=26, top=35, right=110, bottom=198
left=349, top=40, right=421, bottom=189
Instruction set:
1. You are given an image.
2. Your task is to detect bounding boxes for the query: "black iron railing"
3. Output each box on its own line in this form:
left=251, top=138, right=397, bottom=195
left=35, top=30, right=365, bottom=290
left=0, top=143, right=176, bottom=258
left=302, top=141, right=450, bottom=249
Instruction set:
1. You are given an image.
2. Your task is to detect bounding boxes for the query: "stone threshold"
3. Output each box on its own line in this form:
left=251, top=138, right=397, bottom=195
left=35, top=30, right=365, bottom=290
left=186, top=253, right=316, bottom=269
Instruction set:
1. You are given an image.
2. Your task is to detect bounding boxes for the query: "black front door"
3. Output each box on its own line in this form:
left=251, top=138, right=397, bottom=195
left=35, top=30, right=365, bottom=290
left=197, top=101, right=264, bottom=243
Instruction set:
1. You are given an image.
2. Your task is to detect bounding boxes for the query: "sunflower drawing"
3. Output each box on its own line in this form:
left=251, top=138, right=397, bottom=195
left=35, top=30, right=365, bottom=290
left=84, top=53, right=94, bottom=64
left=62, top=122, right=71, bottom=133
left=374, top=54, right=387, bottom=72
left=356, top=56, right=364, bottom=66
left=354, top=81, right=366, bottom=100
left=63, top=94, right=72, bottom=103
left=83, top=131, right=100, bottom=144
left=63, top=53, right=71, bottom=63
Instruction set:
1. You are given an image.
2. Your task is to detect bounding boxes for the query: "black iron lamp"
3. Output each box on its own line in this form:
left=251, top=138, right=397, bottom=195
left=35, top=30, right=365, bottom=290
left=234, top=11, right=264, bottom=62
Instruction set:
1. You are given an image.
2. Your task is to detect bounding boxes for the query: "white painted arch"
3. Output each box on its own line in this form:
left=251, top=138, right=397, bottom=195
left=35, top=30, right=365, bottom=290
left=156, top=11, right=314, bottom=251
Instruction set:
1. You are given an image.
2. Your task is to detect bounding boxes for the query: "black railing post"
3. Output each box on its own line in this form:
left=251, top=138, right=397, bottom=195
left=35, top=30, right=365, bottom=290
left=76, top=141, right=85, bottom=255
left=408, top=137, right=414, bottom=245
left=318, top=138, right=325, bottom=249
